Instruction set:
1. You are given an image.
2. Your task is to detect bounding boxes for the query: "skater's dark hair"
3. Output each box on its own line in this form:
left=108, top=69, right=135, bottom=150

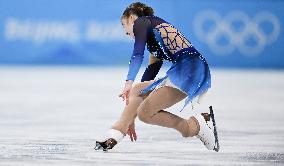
left=121, top=2, right=154, bottom=19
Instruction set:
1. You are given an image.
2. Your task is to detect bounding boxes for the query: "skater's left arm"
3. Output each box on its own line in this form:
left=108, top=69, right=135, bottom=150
left=127, top=123, right=137, bottom=142
left=141, top=54, right=163, bottom=82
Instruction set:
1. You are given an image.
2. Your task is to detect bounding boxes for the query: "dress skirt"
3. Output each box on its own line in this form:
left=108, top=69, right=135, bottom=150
left=140, top=47, right=211, bottom=111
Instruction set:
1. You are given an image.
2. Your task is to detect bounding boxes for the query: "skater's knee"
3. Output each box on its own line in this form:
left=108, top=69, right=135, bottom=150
left=137, top=102, right=152, bottom=123
left=130, top=83, right=145, bottom=97
left=137, top=110, right=151, bottom=123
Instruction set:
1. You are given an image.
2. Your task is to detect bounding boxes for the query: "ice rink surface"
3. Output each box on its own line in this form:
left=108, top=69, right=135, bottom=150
left=0, top=67, right=283, bottom=166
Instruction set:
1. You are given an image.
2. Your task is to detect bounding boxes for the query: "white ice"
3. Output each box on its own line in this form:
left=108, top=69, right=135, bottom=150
left=0, top=67, right=283, bottom=165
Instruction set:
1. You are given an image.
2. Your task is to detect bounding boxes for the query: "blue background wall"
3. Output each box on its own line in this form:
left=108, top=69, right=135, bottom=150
left=0, top=0, right=283, bottom=68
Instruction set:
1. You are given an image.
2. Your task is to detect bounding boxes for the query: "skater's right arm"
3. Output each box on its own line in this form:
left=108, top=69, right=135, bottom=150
left=120, top=18, right=151, bottom=104
left=126, top=17, right=151, bottom=81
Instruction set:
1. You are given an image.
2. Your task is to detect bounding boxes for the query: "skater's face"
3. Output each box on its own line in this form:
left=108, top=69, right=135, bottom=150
left=121, top=15, right=138, bottom=39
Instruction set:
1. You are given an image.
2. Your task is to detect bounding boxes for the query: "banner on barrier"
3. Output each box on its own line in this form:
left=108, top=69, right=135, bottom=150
left=0, top=0, right=283, bottom=68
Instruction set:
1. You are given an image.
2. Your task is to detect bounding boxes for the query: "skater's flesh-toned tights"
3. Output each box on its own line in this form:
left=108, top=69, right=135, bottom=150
left=111, top=81, right=200, bottom=138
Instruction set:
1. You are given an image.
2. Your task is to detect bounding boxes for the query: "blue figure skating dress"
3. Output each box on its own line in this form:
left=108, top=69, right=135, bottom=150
left=126, top=16, right=211, bottom=110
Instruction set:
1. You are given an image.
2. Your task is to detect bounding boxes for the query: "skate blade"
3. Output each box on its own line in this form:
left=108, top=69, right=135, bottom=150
left=209, top=106, right=220, bottom=152
left=94, top=141, right=108, bottom=151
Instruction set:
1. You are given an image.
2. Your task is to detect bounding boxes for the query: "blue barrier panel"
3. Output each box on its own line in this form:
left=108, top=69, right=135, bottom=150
left=0, top=0, right=283, bottom=68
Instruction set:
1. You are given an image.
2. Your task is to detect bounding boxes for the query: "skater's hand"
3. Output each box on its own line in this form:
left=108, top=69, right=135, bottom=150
left=119, top=80, right=133, bottom=105
left=127, top=123, right=137, bottom=142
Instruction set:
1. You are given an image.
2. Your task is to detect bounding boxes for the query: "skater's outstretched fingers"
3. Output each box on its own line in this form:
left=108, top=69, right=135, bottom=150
left=119, top=90, right=127, bottom=101
left=127, top=123, right=137, bottom=141
left=119, top=90, right=131, bottom=105
left=119, top=80, right=133, bottom=105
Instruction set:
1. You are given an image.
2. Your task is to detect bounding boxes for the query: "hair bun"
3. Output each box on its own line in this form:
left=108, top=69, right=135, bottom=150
left=122, top=2, right=154, bottom=19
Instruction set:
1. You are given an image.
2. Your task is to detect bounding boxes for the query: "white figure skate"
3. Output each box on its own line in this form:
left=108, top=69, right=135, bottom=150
left=195, top=106, right=220, bottom=152
left=94, top=129, right=124, bottom=151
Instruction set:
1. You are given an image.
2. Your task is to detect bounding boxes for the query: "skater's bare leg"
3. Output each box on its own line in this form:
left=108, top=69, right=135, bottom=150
left=111, top=80, right=155, bottom=134
left=137, top=87, right=200, bottom=137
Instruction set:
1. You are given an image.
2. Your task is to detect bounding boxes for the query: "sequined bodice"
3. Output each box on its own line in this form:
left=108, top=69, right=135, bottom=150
left=145, top=17, right=192, bottom=62
left=126, top=16, right=193, bottom=81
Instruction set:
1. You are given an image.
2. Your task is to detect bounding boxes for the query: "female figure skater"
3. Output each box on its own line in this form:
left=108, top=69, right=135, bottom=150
left=95, top=2, right=219, bottom=152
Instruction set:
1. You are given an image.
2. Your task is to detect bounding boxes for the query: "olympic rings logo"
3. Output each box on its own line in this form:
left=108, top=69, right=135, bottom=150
left=193, top=10, right=281, bottom=56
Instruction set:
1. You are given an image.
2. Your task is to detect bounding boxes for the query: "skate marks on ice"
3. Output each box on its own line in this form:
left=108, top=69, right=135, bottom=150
left=0, top=67, right=284, bottom=165
left=241, top=152, right=284, bottom=164
left=0, top=137, right=283, bottom=165
left=0, top=138, right=97, bottom=164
